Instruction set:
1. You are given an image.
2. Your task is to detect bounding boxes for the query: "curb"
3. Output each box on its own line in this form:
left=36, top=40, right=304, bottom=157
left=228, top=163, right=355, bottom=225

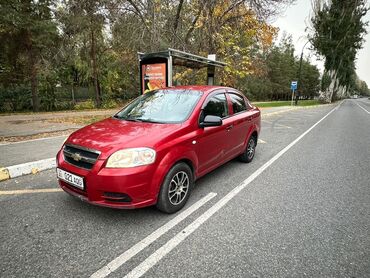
left=0, top=158, right=56, bottom=182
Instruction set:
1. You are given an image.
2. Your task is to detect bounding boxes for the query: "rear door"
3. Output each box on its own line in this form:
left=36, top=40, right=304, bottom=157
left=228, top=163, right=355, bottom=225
left=195, top=91, right=234, bottom=175
left=225, top=91, right=254, bottom=157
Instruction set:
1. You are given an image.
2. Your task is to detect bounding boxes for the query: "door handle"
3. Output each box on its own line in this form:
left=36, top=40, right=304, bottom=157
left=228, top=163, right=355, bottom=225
left=226, top=125, right=233, bottom=131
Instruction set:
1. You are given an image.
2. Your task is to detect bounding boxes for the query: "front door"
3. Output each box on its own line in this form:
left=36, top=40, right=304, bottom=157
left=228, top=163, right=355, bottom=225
left=195, top=91, right=232, bottom=176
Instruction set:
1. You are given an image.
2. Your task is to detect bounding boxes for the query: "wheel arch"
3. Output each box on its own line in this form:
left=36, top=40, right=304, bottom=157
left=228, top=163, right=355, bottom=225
left=250, top=130, right=258, bottom=145
left=175, top=158, right=195, bottom=180
left=150, top=149, right=198, bottom=200
left=243, top=126, right=259, bottom=148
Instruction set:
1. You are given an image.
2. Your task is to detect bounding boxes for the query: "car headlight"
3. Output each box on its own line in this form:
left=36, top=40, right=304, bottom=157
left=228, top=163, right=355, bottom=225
left=106, top=148, right=156, bottom=168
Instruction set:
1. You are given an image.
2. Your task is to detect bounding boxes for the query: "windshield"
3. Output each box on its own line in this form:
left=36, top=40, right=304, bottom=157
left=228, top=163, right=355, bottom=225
left=114, top=89, right=202, bottom=123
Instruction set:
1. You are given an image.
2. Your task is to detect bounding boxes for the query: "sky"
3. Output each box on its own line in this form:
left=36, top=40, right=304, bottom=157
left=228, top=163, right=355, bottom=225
left=273, top=0, right=370, bottom=86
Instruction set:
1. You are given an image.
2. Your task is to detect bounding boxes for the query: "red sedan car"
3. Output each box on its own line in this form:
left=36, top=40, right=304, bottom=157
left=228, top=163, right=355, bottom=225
left=56, top=86, right=261, bottom=213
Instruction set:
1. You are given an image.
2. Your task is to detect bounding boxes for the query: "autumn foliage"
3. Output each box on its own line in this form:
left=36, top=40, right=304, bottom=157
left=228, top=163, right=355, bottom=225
left=0, top=0, right=323, bottom=112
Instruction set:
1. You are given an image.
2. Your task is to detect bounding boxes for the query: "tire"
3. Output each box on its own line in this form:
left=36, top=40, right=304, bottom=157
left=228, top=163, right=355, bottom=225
left=156, top=162, right=193, bottom=214
left=239, top=135, right=257, bottom=163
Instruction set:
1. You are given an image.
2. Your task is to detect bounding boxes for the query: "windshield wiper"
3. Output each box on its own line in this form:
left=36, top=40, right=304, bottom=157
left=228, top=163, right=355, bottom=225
left=135, top=118, right=164, bottom=123
left=124, top=118, right=147, bottom=122
left=114, top=115, right=144, bottom=122
left=114, top=115, right=164, bottom=123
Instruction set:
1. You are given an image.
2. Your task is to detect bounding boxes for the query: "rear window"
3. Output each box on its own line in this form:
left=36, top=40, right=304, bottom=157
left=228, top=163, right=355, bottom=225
left=229, top=93, right=247, bottom=114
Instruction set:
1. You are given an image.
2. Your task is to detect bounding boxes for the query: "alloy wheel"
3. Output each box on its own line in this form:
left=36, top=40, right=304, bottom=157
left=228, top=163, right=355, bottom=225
left=247, top=138, right=256, bottom=160
left=168, top=171, right=189, bottom=205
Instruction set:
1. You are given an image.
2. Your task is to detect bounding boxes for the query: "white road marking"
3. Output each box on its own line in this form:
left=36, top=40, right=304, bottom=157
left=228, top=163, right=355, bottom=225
left=123, top=102, right=341, bottom=278
left=355, top=101, right=370, bottom=114
left=0, top=135, right=67, bottom=146
left=90, top=192, right=217, bottom=278
left=258, top=139, right=267, bottom=144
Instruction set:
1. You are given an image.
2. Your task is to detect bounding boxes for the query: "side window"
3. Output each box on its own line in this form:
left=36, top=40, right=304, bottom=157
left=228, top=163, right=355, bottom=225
left=202, top=94, right=228, bottom=119
left=229, top=93, right=247, bottom=114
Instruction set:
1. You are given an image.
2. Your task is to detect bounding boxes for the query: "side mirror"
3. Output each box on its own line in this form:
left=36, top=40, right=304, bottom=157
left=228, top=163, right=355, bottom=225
left=200, top=115, right=222, bottom=128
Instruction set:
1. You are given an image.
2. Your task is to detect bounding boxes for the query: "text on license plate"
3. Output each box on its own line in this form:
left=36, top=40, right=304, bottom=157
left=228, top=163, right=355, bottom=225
left=57, top=168, right=84, bottom=190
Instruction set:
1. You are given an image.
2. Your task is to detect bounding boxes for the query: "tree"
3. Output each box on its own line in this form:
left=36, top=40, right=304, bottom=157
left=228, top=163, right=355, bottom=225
left=240, top=35, right=320, bottom=101
left=354, top=76, right=370, bottom=96
left=56, top=0, right=110, bottom=107
left=110, top=0, right=291, bottom=89
left=1, top=0, right=300, bottom=111
left=0, top=0, right=58, bottom=111
left=310, top=0, right=368, bottom=103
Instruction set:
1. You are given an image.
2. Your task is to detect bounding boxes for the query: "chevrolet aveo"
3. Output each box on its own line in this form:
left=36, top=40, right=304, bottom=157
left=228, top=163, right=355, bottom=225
left=56, top=86, right=261, bottom=213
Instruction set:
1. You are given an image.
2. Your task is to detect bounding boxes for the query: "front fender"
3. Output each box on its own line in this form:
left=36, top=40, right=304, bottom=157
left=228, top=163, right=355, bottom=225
left=149, top=145, right=199, bottom=200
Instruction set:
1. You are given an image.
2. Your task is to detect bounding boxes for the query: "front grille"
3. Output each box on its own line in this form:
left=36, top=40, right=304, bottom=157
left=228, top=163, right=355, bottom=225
left=63, top=144, right=100, bottom=170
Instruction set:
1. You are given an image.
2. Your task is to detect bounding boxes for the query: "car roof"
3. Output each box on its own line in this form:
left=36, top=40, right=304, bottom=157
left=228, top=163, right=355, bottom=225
left=162, top=85, right=237, bottom=94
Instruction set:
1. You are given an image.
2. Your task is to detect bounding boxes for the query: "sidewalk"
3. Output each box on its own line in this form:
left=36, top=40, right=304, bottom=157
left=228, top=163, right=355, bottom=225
left=0, top=136, right=66, bottom=167
left=0, top=106, right=297, bottom=181
left=0, top=109, right=118, bottom=138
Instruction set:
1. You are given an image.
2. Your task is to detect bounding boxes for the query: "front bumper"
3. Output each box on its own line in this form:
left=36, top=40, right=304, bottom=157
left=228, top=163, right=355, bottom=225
left=56, top=150, right=159, bottom=209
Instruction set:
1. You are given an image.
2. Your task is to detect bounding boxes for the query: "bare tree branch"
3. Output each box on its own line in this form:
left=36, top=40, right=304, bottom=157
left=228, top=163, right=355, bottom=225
left=174, top=0, right=185, bottom=31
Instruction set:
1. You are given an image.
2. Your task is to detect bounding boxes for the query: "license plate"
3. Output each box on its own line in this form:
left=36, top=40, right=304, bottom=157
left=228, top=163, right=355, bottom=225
left=57, top=168, right=84, bottom=190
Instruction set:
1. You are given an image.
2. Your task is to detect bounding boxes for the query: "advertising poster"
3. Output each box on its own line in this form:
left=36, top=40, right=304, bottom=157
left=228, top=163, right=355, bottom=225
left=141, top=63, right=167, bottom=93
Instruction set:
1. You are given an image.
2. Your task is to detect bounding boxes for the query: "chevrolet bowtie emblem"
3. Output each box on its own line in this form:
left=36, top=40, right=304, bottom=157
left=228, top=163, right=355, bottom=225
left=72, top=152, right=82, bottom=161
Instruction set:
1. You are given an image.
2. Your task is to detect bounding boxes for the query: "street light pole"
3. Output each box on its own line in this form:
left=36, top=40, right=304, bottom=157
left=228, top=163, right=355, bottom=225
left=296, top=40, right=310, bottom=105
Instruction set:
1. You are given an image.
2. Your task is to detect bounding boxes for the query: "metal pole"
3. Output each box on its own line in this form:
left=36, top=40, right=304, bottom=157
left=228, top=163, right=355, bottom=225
left=167, top=56, right=173, bottom=87
left=296, top=41, right=310, bottom=105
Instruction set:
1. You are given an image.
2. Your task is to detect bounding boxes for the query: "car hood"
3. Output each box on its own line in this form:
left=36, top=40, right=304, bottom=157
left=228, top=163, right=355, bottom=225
left=67, top=117, right=182, bottom=159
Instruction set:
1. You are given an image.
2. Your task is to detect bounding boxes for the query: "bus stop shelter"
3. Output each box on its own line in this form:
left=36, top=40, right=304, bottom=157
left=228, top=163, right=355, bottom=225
left=138, top=48, right=226, bottom=94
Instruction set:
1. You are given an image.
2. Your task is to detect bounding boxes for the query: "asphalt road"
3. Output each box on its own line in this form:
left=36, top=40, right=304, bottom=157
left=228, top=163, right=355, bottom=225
left=1, top=99, right=369, bottom=277
left=0, top=109, right=118, bottom=137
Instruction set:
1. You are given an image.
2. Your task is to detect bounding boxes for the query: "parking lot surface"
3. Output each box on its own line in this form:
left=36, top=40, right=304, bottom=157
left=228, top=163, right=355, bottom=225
left=1, top=99, right=369, bottom=277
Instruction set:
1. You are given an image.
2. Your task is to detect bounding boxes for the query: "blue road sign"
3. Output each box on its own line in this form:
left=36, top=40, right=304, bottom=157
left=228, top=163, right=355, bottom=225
left=291, top=81, right=298, bottom=91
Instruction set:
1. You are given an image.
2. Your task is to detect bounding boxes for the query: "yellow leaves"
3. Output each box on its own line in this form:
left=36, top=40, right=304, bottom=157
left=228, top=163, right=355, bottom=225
left=203, top=1, right=278, bottom=86
left=174, top=69, right=192, bottom=82
left=173, top=67, right=208, bottom=86
left=213, top=1, right=229, bottom=17
left=257, top=24, right=278, bottom=48
left=195, top=20, right=203, bottom=29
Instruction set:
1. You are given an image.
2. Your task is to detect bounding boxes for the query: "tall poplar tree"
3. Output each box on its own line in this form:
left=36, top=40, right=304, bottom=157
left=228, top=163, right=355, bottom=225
left=310, top=0, right=368, bottom=103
